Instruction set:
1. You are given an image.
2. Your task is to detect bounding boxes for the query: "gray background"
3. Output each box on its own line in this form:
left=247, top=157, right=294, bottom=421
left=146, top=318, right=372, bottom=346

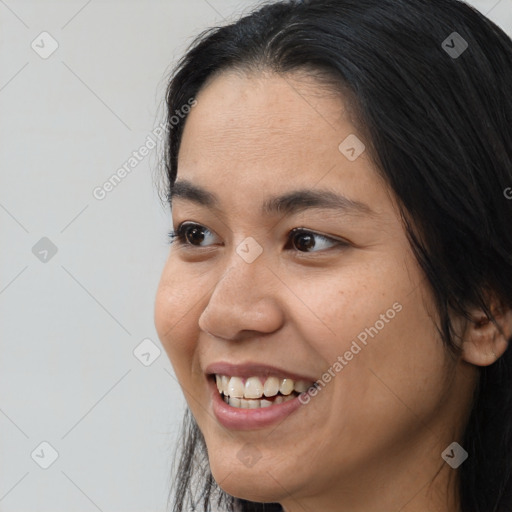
left=1, top=1, right=510, bottom=511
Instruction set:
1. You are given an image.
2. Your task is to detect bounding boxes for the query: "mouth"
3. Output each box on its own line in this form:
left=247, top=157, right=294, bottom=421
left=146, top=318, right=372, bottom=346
left=213, top=374, right=312, bottom=409
left=205, top=362, right=317, bottom=430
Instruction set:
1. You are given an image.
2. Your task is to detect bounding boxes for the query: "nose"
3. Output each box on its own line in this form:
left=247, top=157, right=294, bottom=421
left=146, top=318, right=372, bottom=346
left=198, top=256, right=285, bottom=341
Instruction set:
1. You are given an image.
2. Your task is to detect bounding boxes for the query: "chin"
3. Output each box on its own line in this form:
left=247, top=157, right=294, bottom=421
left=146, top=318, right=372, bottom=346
left=209, top=450, right=290, bottom=503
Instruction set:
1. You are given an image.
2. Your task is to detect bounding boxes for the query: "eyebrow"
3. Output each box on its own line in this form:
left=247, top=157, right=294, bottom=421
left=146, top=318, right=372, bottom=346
left=169, top=179, right=375, bottom=217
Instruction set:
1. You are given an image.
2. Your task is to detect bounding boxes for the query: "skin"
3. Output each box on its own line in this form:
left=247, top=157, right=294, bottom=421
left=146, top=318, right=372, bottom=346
left=154, top=70, right=511, bottom=512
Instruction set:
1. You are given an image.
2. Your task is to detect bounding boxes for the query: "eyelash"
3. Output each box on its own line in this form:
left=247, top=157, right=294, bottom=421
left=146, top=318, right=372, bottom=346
left=167, top=222, right=349, bottom=253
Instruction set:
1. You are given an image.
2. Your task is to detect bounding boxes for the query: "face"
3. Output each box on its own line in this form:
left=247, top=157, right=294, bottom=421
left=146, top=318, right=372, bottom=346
left=155, top=71, right=474, bottom=510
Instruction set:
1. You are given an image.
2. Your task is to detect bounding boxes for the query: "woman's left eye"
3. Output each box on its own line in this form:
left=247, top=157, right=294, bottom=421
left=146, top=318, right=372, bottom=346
left=168, top=223, right=347, bottom=253
left=286, top=228, right=346, bottom=253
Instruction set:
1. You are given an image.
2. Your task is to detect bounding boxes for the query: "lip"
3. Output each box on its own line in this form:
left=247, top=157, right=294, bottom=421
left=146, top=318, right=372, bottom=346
left=208, top=376, right=306, bottom=430
left=204, top=361, right=317, bottom=382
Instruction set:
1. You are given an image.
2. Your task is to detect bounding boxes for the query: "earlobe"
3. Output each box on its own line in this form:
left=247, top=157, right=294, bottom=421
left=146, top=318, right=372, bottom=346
left=461, top=306, right=512, bottom=367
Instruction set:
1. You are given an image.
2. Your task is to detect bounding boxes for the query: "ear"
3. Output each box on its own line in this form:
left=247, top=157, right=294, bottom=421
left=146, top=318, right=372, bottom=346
left=461, top=302, right=512, bottom=366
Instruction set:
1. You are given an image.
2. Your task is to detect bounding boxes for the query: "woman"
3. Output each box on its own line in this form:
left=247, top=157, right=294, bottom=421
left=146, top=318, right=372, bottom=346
left=154, top=0, right=512, bottom=510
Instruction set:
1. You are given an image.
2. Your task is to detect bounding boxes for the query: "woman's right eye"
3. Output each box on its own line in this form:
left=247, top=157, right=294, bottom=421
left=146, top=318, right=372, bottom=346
left=168, top=222, right=218, bottom=247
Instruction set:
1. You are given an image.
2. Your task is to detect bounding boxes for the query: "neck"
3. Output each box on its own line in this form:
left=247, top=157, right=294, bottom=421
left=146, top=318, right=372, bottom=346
left=280, top=430, right=461, bottom=512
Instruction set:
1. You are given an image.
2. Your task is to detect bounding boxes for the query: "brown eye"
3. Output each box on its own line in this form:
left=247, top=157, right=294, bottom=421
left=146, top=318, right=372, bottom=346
left=184, top=225, right=207, bottom=245
left=288, top=228, right=347, bottom=253
left=169, top=223, right=218, bottom=247
left=292, top=231, right=316, bottom=251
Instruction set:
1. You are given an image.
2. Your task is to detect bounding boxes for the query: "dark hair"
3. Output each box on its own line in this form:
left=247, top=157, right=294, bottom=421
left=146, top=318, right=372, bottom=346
left=162, top=1, right=512, bottom=510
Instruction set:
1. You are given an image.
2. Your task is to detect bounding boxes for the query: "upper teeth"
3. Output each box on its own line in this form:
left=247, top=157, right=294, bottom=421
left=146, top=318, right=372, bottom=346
left=216, top=374, right=311, bottom=399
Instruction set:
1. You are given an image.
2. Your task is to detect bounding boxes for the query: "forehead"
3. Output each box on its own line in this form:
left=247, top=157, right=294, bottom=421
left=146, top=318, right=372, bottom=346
left=178, top=71, right=349, bottom=168
left=175, top=70, right=389, bottom=218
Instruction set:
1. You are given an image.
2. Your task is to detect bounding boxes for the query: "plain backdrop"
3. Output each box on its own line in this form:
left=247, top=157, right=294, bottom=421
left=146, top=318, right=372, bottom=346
left=1, top=1, right=511, bottom=511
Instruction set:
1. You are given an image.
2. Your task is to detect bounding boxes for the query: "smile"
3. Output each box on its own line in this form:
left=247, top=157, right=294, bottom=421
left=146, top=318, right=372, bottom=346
left=215, top=374, right=312, bottom=409
left=205, top=362, right=318, bottom=429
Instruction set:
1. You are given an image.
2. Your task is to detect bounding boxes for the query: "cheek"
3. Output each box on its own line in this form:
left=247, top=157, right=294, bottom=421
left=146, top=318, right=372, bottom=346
left=325, top=287, right=449, bottom=450
left=154, top=262, right=200, bottom=375
left=291, top=265, right=402, bottom=363
left=294, top=264, right=450, bottom=451
left=368, top=291, right=449, bottom=412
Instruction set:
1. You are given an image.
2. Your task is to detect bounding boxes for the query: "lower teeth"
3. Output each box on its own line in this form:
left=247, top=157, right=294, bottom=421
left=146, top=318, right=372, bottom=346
left=222, top=393, right=297, bottom=408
